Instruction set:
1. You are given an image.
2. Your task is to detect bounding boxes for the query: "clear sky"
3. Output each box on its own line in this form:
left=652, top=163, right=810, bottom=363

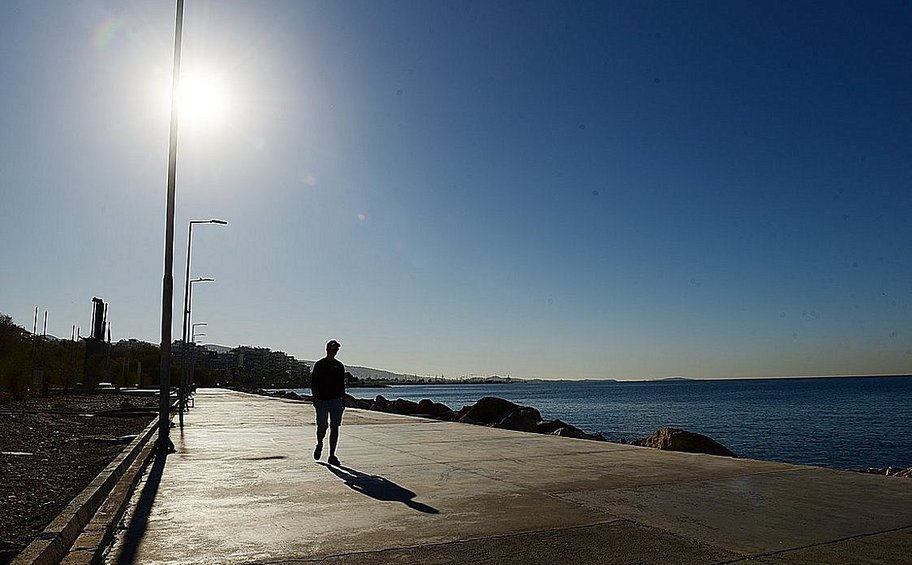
left=2, top=1, right=911, bottom=380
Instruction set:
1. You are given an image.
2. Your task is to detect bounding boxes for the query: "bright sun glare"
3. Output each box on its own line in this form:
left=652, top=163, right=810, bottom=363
left=169, top=72, right=230, bottom=126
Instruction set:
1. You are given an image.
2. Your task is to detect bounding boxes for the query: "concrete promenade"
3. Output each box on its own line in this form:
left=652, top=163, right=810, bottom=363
left=105, top=389, right=912, bottom=564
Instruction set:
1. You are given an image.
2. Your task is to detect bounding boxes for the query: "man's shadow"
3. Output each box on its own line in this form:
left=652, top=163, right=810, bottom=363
left=320, top=463, right=439, bottom=514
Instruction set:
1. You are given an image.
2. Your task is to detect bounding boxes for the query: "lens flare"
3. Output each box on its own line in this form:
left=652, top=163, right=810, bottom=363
left=92, top=18, right=121, bottom=50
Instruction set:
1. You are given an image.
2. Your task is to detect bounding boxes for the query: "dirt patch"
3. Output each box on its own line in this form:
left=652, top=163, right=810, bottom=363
left=0, top=394, right=158, bottom=562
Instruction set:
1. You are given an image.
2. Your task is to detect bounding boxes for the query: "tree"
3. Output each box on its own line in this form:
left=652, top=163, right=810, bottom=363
left=0, top=314, right=30, bottom=399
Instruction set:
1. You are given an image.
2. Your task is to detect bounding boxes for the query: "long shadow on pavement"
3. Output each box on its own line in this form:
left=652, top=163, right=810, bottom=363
left=321, top=463, right=439, bottom=514
left=111, top=452, right=168, bottom=564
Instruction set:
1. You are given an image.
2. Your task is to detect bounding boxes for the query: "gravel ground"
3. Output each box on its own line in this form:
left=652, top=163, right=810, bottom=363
left=0, top=394, right=158, bottom=563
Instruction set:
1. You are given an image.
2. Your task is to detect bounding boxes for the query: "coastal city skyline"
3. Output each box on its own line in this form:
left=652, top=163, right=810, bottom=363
left=3, top=1, right=911, bottom=380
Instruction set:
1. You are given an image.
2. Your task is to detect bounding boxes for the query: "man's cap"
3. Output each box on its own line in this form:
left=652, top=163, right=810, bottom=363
left=326, top=340, right=341, bottom=348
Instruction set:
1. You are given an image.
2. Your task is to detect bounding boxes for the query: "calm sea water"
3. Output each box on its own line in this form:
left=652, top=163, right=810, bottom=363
left=308, top=376, right=912, bottom=470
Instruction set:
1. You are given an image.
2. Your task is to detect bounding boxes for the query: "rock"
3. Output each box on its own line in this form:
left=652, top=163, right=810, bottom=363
left=282, top=391, right=301, bottom=400
left=339, top=394, right=370, bottom=409
left=537, top=419, right=569, bottom=434
left=437, top=410, right=459, bottom=422
left=373, top=395, right=390, bottom=409
left=494, top=410, right=540, bottom=432
left=552, top=426, right=606, bottom=441
left=858, top=467, right=912, bottom=478
left=631, top=427, right=736, bottom=457
left=455, top=405, right=473, bottom=422
left=539, top=419, right=605, bottom=441
left=387, top=398, right=420, bottom=415
left=417, top=398, right=453, bottom=418
left=458, top=397, right=541, bottom=426
left=858, top=468, right=888, bottom=475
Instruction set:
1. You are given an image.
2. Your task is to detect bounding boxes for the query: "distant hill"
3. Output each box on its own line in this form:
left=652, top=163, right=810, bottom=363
left=650, top=376, right=694, bottom=382
left=342, top=366, right=522, bottom=383
left=323, top=364, right=429, bottom=383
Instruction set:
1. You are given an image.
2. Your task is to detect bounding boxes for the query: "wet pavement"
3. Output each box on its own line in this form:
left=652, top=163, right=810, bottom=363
left=105, top=388, right=912, bottom=564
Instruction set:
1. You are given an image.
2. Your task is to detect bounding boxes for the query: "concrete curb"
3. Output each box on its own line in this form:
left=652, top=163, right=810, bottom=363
left=12, top=415, right=160, bottom=565
left=60, top=428, right=159, bottom=565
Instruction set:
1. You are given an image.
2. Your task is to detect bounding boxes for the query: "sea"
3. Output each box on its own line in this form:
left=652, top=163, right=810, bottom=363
left=299, top=375, right=912, bottom=471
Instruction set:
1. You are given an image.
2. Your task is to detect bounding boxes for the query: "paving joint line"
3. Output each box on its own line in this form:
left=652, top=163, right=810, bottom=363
left=717, top=524, right=912, bottom=563
left=242, top=519, right=628, bottom=565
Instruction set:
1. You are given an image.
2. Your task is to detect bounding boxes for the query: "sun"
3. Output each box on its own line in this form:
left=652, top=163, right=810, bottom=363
left=173, top=72, right=230, bottom=126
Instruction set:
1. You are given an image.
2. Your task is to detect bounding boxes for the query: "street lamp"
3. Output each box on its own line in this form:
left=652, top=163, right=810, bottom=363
left=188, top=277, right=215, bottom=327
left=179, top=220, right=226, bottom=426
left=182, top=220, right=227, bottom=349
left=191, top=322, right=208, bottom=404
left=192, top=322, right=207, bottom=343
left=179, top=276, right=214, bottom=427
left=156, top=0, right=185, bottom=453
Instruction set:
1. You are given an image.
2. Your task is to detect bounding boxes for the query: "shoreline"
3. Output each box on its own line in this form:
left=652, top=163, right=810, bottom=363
left=243, top=386, right=910, bottom=476
left=348, top=373, right=912, bottom=385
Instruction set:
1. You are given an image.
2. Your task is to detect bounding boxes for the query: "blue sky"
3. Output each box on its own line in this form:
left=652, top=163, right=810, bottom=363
left=2, top=0, right=911, bottom=379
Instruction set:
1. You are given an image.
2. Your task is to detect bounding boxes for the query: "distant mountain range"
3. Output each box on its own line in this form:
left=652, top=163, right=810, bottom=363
left=338, top=365, right=429, bottom=382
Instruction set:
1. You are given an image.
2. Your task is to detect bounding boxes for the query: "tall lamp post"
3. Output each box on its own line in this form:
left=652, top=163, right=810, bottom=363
left=187, top=278, right=214, bottom=331
left=186, top=321, right=206, bottom=411
left=179, top=276, right=214, bottom=428
left=156, top=0, right=185, bottom=453
left=179, top=219, right=227, bottom=426
left=182, top=220, right=227, bottom=347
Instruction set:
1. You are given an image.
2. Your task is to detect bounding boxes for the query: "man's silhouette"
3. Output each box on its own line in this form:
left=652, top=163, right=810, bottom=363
left=311, top=339, right=345, bottom=466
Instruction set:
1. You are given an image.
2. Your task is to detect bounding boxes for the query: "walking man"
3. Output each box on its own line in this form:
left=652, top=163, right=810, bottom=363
left=311, top=339, right=345, bottom=466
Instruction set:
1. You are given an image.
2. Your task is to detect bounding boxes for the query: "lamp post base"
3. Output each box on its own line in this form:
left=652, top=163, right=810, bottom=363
left=155, top=437, right=176, bottom=454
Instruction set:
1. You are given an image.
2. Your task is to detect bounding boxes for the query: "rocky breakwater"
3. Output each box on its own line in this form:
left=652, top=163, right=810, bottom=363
left=348, top=394, right=607, bottom=441
left=250, top=387, right=736, bottom=455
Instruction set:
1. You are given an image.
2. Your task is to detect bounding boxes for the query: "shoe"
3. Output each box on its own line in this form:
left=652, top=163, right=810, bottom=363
left=313, top=443, right=322, bottom=460
left=327, top=455, right=340, bottom=466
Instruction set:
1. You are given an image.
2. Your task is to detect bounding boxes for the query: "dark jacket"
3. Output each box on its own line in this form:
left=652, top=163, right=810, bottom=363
left=311, top=357, right=345, bottom=400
